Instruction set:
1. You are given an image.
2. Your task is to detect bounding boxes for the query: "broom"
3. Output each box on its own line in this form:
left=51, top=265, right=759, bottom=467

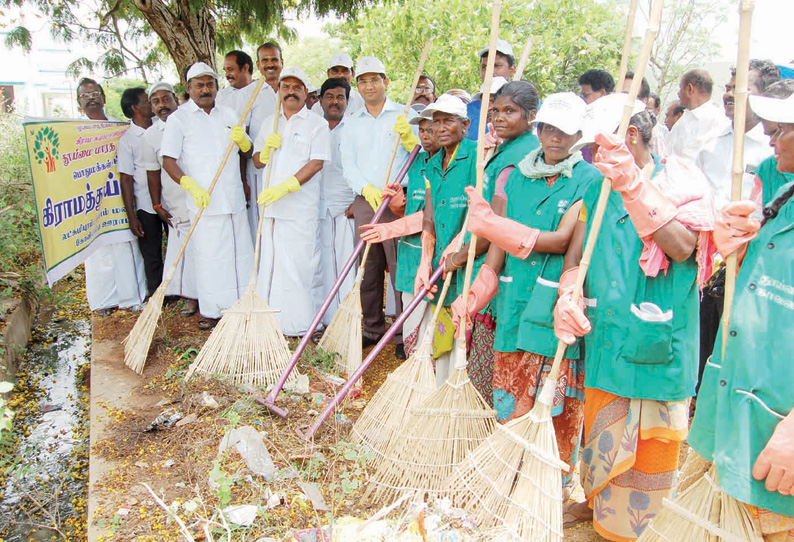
left=445, top=1, right=653, bottom=536
left=638, top=2, right=764, bottom=540
left=361, top=3, right=503, bottom=505
left=124, top=78, right=267, bottom=374
left=615, top=0, right=640, bottom=91
left=184, top=96, right=294, bottom=388
left=318, top=40, right=433, bottom=376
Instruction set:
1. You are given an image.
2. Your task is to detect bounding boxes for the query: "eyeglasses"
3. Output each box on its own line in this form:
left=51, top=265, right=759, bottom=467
left=579, top=91, right=593, bottom=101
left=79, top=91, right=103, bottom=101
left=357, top=77, right=383, bottom=87
left=415, top=87, right=434, bottom=95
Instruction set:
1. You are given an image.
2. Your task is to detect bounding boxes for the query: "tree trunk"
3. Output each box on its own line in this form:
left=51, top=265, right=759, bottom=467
left=131, top=0, right=216, bottom=85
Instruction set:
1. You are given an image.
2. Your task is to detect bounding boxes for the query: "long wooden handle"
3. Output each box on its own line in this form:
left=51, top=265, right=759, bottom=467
left=545, top=0, right=665, bottom=385
left=513, top=38, right=534, bottom=81
left=616, top=0, right=640, bottom=91
left=161, top=77, right=267, bottom=285
left=721, top=0, right=755, bottom=355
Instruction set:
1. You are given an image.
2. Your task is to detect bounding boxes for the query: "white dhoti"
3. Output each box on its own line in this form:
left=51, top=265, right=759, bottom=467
left=163, top=217, right=197, bottom=299
left=313, top=209, right=356, bottom=327
left=245, top=161, right=262, bottom=242
left=190, top=210, right=254, bottom=319
left=257, top=216, right=319, bottom=336
left=84, top=241, right=147, bottom=311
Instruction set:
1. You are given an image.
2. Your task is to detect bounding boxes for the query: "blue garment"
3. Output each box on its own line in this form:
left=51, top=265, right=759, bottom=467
left=466, top=99, right=482, bottom=140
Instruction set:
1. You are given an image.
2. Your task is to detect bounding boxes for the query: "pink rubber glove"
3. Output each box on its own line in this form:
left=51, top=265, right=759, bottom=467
left=553, top=267, right=591, bottom=345
left=384, top=183, right=407, bottom=217
left=713, top=200, right=761, bottom=260
left=360, top=211, right=423, bottom=243
left=593, top=133, right=678, bottom=238
left=752, top=413, right=794, bottom=496
left=465, top=186, right=540, bottom=259
left=414, top=231, right=438, bottom=299
left=451, top=264, right=499, bottom=330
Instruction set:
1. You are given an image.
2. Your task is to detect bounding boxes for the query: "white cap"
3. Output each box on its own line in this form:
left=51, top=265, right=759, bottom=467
left=480, top=76, right=509, bottom=96
left=749, top=94, right=794, bottom=124
left=279, top=66, right=311, bottom=88
left=186, top=62, right=218, bottom=81
left=148, top=81, right=175, bottom=99
left=572, top=93, right=647, bottom=152
left=409, top=108, right=431, bottom=124
left=420, top=94, right=468, bottom=120
left=478, top=39, right=514, bottom=59
left=328, top=52, right=354, bottom=70
left=445, top=89, right=473, bottom=104
left=356, top=56, right=386, bottom=77
left=533, top=92, right=587, bottom=135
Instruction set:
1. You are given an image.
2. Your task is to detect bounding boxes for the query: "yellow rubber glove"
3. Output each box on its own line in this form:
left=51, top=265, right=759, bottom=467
left=361, top=183, right=383, bottom=212
left=180, top=176, right=210, bottom=209
left=257, top=175, right=301, bottom=207
left=393, top=115, right=419, bottom=151
left=230, top=126, right=251, bottom=153
left=261, top=133, right=282, bottom=164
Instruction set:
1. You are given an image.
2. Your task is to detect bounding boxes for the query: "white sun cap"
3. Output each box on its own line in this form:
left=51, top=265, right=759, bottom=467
left=409, top=111, right=432, bottom=125
left=148, top=81, right=175, bottom=99
left=356, top=56, right=386, bottom=77
left=480, top=76, right=509, bottom=96
left=420, top=94, right=468, bottom=120
left=478, top=39, right=514, bottom=59
left=279, top=66, right=311, bottom=88
left=749, top=94, right=794, bottom=124
left=572, top=93, right=647, bottom=152
left=186, top=62, right=218, bottom=82
left=533, top=92, right=587, bottom=136
left=328, top=52, right=354, bottom=70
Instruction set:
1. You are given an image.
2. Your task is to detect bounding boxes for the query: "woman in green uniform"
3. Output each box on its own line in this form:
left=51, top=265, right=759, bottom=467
left=688, top=91, right=794, bottom=541
left=451, top=92, right=600, bottom=494
left=554, top=104, right=716, bottom=539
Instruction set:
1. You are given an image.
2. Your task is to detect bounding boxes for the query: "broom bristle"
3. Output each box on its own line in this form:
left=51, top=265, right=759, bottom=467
left=123, top=286, right=167, bottom=374
left=351, top=338, right=436, bottom=465
left=318, top=281, right=362, bottom=376
left=184, top=289, right=294, bottom=388
left=363, top=365, right=496, bottom=505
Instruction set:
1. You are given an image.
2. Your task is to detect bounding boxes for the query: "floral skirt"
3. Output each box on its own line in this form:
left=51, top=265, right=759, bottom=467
left=465, top=313, right=495, bottom=407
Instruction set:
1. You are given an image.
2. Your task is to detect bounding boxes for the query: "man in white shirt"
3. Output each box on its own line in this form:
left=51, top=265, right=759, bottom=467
left=667, top=69, right=730, bottom=163
left=340, top=56, right=419, bottom=353
left=141, top=82, right=198, bottom=317
left=161, top=62, right=255, bottom=330
left=252, top=67, right=331, bottom=337
left=118, top=87, right=162, bottom=298
left=310, top=53, right=365, bottom=117
left=256, top=42, right=284, bottom=94
left=77, top=77, right=147, bottom=315
left=313, top=77, right=357, bottom=329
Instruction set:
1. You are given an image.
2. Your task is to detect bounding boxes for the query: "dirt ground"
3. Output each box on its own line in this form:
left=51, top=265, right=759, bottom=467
left=88, top=302, right=606, bottom=541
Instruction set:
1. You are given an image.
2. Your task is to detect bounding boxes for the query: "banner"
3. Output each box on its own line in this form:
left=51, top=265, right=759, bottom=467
left=23, top=118, right=133, bottom=286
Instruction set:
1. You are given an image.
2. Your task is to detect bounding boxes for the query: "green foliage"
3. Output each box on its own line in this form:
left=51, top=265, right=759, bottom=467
left=104, top=78, right=148, bottom=121
left=209, top=459, right=234, bottom=507
left=328, top=0, right=626, bottom=99
left=302, top=345, right=339, bottom=374
left=282, top=35, right=342, bottom=91
left=3, top=26, right=31, bottom=52
left=328, top=441, right=373, bottom=496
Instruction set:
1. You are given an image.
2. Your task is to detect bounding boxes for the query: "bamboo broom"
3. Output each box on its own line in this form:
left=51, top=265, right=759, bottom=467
left=318, top=40, right=433, bottom=376
left=184, top=96, right=294, bottom=388
left=361, top=2, right=503, bottom=506
left=123, top=77, right=267, bottom=374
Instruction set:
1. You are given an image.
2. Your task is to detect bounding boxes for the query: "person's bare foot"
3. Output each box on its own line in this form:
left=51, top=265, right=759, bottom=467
left=563, top=500, right=593, bottom=528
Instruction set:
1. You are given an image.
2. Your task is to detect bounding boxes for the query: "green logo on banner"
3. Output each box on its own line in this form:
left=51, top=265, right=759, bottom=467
left=32, top=126, right=60, bottom=173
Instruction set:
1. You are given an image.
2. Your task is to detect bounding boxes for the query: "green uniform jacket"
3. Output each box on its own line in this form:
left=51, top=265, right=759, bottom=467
left=498, top=160, right=601, bottom=359
left=395, top=151, right=431, bottom=294
left=758, top=155, right=794, bottom=207
left=581, top=161, right=699, bottom=401
left=689, top=181, right=794, bottom=517
left=425, top=139, right=482, bottom=305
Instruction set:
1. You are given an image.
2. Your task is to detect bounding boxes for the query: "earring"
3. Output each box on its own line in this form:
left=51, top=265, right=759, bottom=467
left=631, top=139, right=638, bottom=144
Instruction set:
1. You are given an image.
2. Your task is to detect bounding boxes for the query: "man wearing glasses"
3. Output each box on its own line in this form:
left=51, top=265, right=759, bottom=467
left=411, top=75, right=437, bottom=112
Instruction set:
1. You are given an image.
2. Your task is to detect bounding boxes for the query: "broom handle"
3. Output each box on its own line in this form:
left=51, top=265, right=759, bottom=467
left=616, top=0, right=640, bottom=91
left=159, top=78, right=267, bottom=290
left=248, top=95, right=283, bottom=289
left=721, top=0, right=754, bottom=357
left=513, top=37, right=534, bottom=81
left=542, top=0, right=664, bottom=394
left=262, top=146, right=422, bottom=408
left=301, top=265, right=447, bottom=440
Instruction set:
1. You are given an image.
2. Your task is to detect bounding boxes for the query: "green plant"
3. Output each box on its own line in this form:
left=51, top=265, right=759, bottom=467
left=209, top=459, right=234, bottom=507
left=301, top=346, right=339, bottom=374
left=328, top=441, right=374, bottom=496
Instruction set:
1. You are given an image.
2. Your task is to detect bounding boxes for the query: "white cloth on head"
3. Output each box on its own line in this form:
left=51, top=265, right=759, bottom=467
left=311, top=89, right=365, bottom=118
left=190, top=210, right=254, bottom=319
left=696, top=123, right=772, bottom=211
left=666, top=100, right=729, bottom=163
left=313, top=209, right=356, bottom=327
left=117, top=122, right=154, bottom=213
left=85, top=241, right=147, bottom=311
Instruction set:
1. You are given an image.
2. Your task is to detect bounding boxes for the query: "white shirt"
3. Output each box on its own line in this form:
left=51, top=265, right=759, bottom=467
left=321, top=119, right=356, bottom=217
left=696, top=123, right=772, bottom=210
left=160, top=99, right=248, bottom=216
left=649, top=123, right=669, bottom=159
left=249, top=83, right=278, bottom=140
left=253, top=105, right=331, bottom=220
left=310, top=89, right=365, bottom=118
left=340, top=98, right=417, bottom=195
left=667, top=100, right=730, bottom=163
left=141, top=118, right=189, bottom=222
left=117, top=122, right=155, bottom=214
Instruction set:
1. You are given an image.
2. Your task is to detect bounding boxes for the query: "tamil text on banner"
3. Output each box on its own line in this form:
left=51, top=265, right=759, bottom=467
left=23, top=118, right=132, bottom=286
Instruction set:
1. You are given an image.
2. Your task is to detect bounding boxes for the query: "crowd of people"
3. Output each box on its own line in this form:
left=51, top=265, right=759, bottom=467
left=73, top=37, right=794, bottom=541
